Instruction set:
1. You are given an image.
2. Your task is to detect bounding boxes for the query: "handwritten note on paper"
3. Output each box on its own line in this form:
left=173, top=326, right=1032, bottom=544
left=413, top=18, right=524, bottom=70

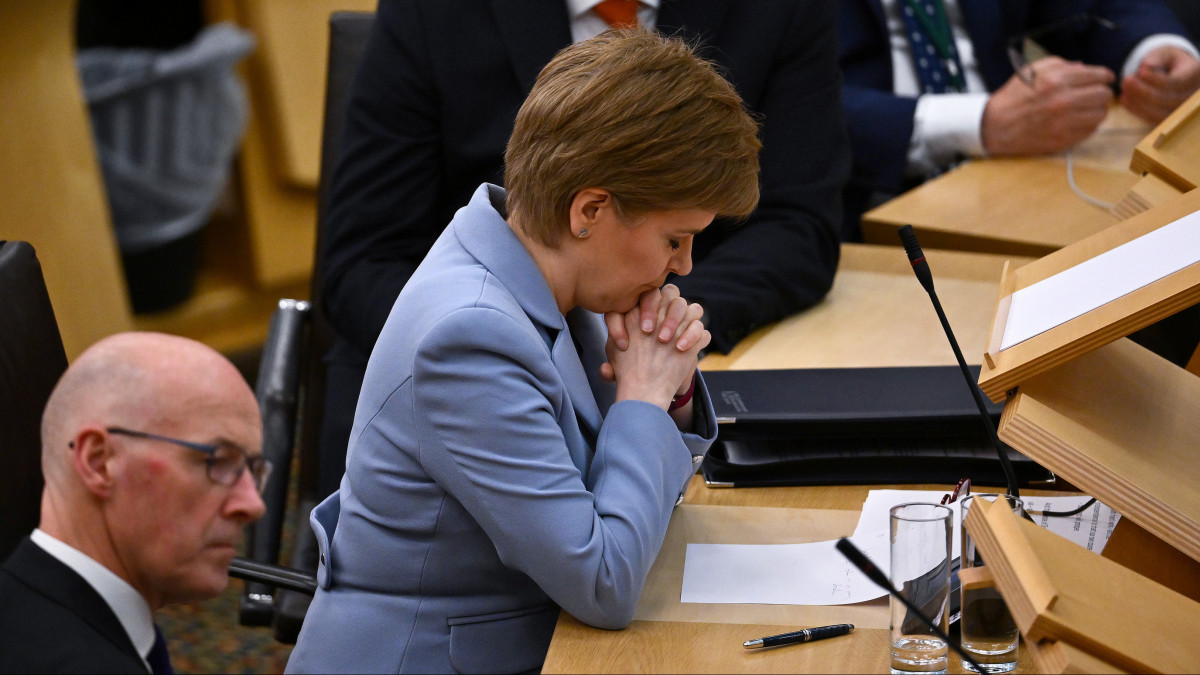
left=999, top=210, right=1200, bottom=351
left=680, top=530, right=889, bottom=606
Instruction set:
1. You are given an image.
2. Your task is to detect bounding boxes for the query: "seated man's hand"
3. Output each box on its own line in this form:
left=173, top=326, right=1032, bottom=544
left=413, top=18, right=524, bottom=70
left=982, top=56, right=1114, bottom=156
left=1120, top=45, right=1200, bottom=124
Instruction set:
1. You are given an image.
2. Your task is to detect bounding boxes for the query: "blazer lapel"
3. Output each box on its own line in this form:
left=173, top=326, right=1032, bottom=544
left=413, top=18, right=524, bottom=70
left=453, top=185, right=607, bottom=446
left=488, top=0, right=573, bottom=93
left=4, top=538, right=143, bottom=665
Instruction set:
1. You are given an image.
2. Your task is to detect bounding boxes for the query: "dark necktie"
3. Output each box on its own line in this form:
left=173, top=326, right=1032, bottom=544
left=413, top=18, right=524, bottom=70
left=900, top=0, right=966, bottom=93
left=593, top=0, right=639, bottom=29
left=146, top=624, right=174, bottom=675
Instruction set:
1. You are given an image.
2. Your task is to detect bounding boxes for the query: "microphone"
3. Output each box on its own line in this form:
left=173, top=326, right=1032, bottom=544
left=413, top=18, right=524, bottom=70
left=897, top=225, right=1021, bottom=499
left=836, top=538, right=985, bottom=674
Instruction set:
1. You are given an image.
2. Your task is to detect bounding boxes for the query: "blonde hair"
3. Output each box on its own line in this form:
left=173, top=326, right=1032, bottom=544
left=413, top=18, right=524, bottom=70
left=504, top=29, right=761, bottom=246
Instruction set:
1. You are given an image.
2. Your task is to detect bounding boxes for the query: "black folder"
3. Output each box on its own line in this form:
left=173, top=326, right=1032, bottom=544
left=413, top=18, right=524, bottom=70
left=700, top=366, right=1054, bottom=488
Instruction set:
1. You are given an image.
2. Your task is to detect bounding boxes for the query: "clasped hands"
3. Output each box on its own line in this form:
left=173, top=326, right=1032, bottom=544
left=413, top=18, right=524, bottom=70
left=599, top=284, right=709, bottom=411
left=982, top=46, right=1200, bottom=156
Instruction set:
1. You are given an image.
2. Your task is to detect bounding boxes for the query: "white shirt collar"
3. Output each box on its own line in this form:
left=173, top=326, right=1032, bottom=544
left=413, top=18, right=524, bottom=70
left=31, top=528, right=156, bottom=671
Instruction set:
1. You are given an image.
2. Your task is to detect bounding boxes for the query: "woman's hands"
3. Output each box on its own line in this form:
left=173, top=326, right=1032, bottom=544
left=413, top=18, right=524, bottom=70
left=601, top=285, right=709, bottom=410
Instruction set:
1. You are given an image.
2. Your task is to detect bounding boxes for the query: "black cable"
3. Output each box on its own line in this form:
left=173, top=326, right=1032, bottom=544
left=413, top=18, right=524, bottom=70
left=1025, top=497, right=1097, bottom=518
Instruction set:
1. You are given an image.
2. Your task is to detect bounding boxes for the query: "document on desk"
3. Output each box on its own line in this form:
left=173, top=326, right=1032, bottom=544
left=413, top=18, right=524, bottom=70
left=999, top=210, right=1200, bottom=350
left=678, top=493, right=1121, bottom=607
left=854, top=490, right=1120, bottom=554
left=681, top=530, right=890, bottom=605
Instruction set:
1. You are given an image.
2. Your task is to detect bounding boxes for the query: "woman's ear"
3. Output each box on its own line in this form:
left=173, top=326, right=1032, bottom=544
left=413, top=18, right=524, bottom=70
left=569, top=187, right=615, bottom=238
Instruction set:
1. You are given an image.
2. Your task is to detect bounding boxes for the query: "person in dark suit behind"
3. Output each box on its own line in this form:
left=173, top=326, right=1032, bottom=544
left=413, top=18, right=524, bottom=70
left=0, top=332, right=269, bottom=674
left=287, top=28, right=758, bottom=673
left=838, top=0, right=1200, bottom=236
left=311, top=0, right=851, bottom=501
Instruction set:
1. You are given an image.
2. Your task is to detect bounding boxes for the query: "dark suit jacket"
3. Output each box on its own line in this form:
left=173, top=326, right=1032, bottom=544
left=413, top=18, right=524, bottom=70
left=0, top=538, right=147, bottom=674
left=314, top=0, right=851, bottom=498
left=838, top=0, right=1189, bottom=222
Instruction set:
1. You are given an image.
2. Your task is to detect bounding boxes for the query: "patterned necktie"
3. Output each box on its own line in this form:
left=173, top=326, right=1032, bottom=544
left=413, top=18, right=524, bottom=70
left=593, top=0, right=639, bottom=29
left=899, top=0, right=966, bottom=93
left=146, top=624, right=174, bottom=675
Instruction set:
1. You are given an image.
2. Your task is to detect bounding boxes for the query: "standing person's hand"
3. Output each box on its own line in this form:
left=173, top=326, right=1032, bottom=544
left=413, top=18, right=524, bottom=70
left=982, top=56, right=1114, bottom=155
left=1120, top=46, right=1200, bottom=124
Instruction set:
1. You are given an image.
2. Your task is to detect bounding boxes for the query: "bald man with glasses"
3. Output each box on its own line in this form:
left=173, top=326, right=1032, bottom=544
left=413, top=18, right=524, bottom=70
left=0, top=332, right=268, bottom=674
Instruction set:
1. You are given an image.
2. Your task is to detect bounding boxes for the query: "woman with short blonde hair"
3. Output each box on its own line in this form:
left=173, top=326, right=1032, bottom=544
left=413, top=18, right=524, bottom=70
left=289, top=29, right=761, bottom=675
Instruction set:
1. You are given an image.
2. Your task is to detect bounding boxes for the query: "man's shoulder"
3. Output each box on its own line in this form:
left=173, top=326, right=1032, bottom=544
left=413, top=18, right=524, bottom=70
left=0, top=546, right=146, bottom=674
left=0, top=570, right=144, bottom=673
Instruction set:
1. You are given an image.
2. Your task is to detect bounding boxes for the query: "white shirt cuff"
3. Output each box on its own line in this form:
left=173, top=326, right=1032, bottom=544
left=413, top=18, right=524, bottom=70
left=908, top=92, right=990, bottom=176
left=1123, top=34, right=1200, bottom=79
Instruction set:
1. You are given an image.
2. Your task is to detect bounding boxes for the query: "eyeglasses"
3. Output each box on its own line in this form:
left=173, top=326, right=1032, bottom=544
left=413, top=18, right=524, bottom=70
left=1006, top=13, right=1118, bottom=87
left=102, top=426, right=273, bottom=494
left=940, top=477, right=971, bottom=505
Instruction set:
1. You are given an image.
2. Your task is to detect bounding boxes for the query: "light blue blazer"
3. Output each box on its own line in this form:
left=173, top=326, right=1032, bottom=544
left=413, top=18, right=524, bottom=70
left=286, top=184, right=717, bottom=674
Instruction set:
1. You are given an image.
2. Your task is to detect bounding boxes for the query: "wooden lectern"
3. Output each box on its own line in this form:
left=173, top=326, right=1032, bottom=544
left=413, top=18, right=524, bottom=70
left=971, top=172, right=1200, bottom=669
left=964, top=498, right=1200, bottom=673
left=1115, top=87, right=1200, bottom=219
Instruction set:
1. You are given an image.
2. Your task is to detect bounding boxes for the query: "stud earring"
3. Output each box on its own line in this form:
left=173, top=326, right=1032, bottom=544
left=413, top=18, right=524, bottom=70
left=577, top=228, right=589, bottom=238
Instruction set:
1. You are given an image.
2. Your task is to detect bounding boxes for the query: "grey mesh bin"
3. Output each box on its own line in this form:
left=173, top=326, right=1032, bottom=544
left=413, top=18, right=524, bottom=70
left=78, top=22, right=254, bottom=312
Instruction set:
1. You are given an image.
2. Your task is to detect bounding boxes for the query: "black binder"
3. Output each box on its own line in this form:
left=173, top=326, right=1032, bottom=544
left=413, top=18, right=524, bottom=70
left=700, top=366, right=1054, bottom=488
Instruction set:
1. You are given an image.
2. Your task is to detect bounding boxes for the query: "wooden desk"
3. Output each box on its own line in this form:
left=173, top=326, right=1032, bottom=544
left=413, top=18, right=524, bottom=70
left=543, top=477, right=1062, bottom=674
left=702, top=243, right=1034, bottom=371
left=543, top=244, right=1042, bottom=673
left=861, top=107, right=1151, bottom=258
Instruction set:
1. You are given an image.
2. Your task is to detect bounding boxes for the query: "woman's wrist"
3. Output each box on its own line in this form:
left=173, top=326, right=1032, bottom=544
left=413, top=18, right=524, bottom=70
left=668, top=372, right=697, bottom=411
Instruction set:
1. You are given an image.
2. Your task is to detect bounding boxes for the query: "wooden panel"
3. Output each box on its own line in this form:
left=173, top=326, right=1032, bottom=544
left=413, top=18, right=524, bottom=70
left=998, top=338, right=1200, bottom=565
left=228, top=0, right=375, bottom=189
left=1111, top=173, right=1184, bottom=221
left=204, top=0, right=373, bottom=288
left=977, top=187, right=1200, bottom=400
left=1130, top=87, right=1200, bottom=193
left=0, top=0, right=134, bottom=359
left=966, top=497, right=1200, bottom=673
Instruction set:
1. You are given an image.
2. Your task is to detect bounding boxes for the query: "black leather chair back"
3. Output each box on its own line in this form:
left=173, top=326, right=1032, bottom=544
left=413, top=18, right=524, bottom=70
left=0, top=241, right=69, bottom=560
left=234, top=11, right=375, bottom=641
left=295, top=9, right=375, bottom=514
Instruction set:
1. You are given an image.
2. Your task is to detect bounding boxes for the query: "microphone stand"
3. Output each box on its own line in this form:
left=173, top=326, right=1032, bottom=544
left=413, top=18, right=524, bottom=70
left=897, top=225, right=1021, bottom=500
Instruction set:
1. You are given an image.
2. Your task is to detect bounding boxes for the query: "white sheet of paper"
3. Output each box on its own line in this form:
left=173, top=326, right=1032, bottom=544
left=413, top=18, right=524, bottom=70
left=999, top=210, right=1200, bottom=350
left=680, top=530, right=890, bottom=606
left=677, top=492, right=1122, bottom=607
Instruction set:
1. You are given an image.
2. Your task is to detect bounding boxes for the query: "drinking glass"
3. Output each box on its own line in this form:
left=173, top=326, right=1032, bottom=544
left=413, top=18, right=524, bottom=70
left=959, top=494, right=1023, bottom=672
left=889, top=503, right=953, bottom=674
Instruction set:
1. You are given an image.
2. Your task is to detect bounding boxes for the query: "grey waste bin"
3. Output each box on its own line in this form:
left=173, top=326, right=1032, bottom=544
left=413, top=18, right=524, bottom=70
left=78, top=22, right=254, bottom=313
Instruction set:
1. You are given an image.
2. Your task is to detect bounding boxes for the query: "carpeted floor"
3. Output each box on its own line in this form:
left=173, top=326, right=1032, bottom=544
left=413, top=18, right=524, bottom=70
left=158, top=582, right=294, bottom=673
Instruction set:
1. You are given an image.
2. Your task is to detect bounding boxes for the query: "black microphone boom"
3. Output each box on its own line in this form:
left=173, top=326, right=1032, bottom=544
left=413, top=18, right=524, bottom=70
left=836, top=538, right=986, bottom=673
left=897, top=225, right=1021, bottom=499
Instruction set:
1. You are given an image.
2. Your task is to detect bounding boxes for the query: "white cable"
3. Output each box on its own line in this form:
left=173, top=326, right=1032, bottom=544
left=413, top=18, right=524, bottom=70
left=1065, top=149, right=1116, bottom=211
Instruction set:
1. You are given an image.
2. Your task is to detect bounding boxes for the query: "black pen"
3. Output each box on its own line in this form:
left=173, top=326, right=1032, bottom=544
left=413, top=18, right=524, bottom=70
left=743, top=623, right=854, bottom=649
